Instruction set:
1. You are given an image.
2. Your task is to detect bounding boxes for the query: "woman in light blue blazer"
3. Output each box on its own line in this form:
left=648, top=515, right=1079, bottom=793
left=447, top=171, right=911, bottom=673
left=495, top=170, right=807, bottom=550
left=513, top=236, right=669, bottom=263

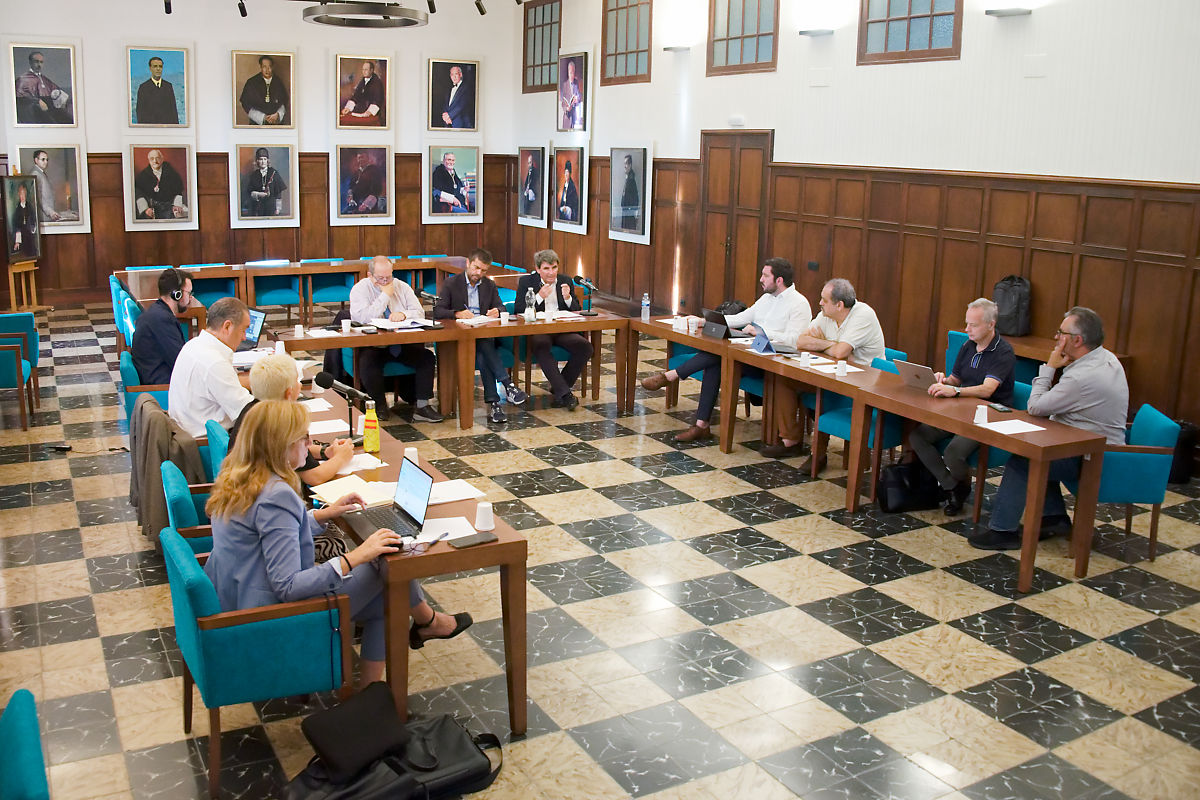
left=204, top=400, right=471, bottom=687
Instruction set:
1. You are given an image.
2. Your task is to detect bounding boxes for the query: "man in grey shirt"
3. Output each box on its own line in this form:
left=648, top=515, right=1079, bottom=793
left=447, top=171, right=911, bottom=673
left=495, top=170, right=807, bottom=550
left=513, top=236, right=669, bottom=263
left=347, top=256, right=442, bottom=422
left=970, top=306, right=1128, bottom=551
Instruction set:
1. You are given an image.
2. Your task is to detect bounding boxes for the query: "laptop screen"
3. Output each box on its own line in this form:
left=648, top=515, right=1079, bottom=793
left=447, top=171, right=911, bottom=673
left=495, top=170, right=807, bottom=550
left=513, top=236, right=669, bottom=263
left=394, top=457, right=434, bottom=526
left=242, top=309, right=266, bottom=347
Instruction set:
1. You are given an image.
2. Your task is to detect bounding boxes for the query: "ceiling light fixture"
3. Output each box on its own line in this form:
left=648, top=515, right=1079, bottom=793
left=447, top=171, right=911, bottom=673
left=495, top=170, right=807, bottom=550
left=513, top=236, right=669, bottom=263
left=798, top=29, right=834, bottom=36
left=475, top=0, right=487, bottom=14
left=164, top=0, right=172, bottom=13
left=301, top=2, right=428, bottom=27
left=985, top=7, right=1033, bottom=16
left=238, top=0, right=247, bottom=16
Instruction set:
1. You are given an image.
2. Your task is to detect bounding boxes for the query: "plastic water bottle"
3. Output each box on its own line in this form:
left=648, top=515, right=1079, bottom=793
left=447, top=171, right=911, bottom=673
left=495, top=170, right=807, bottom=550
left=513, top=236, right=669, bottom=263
left=641, top=292, right=650, bottom=322
left=524, top=287, right=537, bottom=323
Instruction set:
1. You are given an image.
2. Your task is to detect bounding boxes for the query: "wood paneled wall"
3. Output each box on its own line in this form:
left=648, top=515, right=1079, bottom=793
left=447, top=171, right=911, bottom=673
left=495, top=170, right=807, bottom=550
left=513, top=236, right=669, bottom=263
left=764, top=164, right=1200, bottom=426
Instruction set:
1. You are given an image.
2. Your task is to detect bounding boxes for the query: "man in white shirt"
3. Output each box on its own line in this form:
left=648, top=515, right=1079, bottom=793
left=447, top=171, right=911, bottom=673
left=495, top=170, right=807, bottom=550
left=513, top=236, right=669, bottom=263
left=641, top=257, right=811, bottom=442
left=347, top=256, right=442, bottom=422
left=763, top=278, right=886, bottom=462
left=167, top=297, right=254, bottom=438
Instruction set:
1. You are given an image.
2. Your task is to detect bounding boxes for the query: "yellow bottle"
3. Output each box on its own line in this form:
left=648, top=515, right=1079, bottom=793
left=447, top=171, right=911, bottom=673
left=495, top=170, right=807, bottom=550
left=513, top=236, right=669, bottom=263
left=363, top=400, right=380, bottom=454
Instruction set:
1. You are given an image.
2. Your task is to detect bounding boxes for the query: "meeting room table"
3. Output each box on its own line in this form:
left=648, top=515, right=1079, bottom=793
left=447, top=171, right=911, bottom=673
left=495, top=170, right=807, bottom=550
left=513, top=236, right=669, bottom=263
left=307, top=390, right=529, bottom=730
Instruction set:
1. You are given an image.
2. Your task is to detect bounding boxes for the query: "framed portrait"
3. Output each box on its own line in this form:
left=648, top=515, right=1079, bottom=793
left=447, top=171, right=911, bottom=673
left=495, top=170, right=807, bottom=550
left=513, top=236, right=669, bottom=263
left=331, top=145, right=393, bottom=227
left=516, top=145, right=549, bottom=229
left=127, top=46, right=188, bottom=127
left=556, top=51, right=588, bottom=133
left=9, top=43, right=77, bottom=127
left=4, top=176, right=40, bottom=263
left=13, top=144, right=90, bottom=234
left=608, top=145, right=653, bottom=245
left=230, top=144, right=298, bottom=229
left=423, top=145, right=482, bottom=225
left=122, top=142, right=198, bottom=231
left=427, top=59, right=478, bottom=132
left=336, top=54, right=388, bottom=129
left=551, top=143, right=587, bottom=234
left=232, top=50, right=294, bottom=128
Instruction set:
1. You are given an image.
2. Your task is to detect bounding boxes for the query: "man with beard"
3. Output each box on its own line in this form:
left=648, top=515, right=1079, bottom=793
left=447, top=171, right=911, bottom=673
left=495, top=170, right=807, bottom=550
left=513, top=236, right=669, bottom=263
left=134, top=149, right=188, bottom=220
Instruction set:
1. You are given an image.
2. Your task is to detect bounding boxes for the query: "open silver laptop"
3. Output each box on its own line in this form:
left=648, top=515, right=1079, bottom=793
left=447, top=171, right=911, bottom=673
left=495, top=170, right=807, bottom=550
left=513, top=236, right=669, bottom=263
left=894, top=359, right=937, bottom=390
left=341, top=457, right=434, bottom=540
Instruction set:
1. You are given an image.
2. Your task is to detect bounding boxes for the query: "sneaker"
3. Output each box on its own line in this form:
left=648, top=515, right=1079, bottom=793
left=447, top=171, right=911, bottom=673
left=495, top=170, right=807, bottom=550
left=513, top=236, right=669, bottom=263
left=504, top=383, right=527, bottom=405
left=412, top=404, right=444, bottom=423
left=761, top=442, right=805, bottom=459
left=488, top=402, right=507, bottom=424
left=968, top=528, right=1023, bottom=551
left=563, top=392, right=579, bottom=411
left=641, top=372, right=670, bottom=391
left=675, top=424, right=713, bottom=443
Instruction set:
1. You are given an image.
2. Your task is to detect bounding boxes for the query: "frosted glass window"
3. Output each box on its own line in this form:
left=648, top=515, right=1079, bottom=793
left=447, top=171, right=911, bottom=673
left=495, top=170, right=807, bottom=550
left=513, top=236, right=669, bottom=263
left=523, top=1, right=561, bottom=92
left=729, top=0, right=743, bottom=37
left=709, top=0, right=780, bottom=74
left=858, top=0, right=960, bottom=64
left=602, top=0, right=651, bottom=84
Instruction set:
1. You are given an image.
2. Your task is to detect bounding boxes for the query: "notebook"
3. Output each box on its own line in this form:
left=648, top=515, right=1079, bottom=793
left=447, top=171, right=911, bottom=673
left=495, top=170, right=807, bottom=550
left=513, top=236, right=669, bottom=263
left=235, top=308, right=267, bottom=352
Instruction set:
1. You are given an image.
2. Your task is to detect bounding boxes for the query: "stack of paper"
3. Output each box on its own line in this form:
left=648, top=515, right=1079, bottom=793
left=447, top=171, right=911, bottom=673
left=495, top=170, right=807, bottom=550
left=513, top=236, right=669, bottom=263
left=811, top=363, right=864, bottom=374
left=979, top=419, right=1045, bottom=435
left=428, top=479, right=486, bottom=505
left=309, top=418, right=351, bottom=436
left=305, top=328, right=341, bottom=338
left=301, top=397, right=333, bottom=412
left=458, top=315, right=494, bottom=326
left=336, top=453, right=387, bottom=475
left=371, top=318, right=423, bottom=330
left=231, top=349, right=271, bottom=368
left=310, top=474, right=395, bottom=508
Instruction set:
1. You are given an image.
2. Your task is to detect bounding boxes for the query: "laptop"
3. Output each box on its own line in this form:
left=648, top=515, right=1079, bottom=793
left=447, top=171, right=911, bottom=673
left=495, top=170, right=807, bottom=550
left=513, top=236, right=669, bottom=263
left=235, top=308, right=267, bottom=352
left=702, top=308, right=752, bottom=338
left=750, top=331, right=799, bottom=356
left=341, top=457, right=435, bottom=541
left=894, top=359, right=937, bottom=390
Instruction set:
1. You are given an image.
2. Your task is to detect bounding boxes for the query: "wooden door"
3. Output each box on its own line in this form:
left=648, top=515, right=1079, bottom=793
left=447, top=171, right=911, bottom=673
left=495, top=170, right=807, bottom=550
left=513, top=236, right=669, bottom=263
left=695, top=130, right=772, bottom=313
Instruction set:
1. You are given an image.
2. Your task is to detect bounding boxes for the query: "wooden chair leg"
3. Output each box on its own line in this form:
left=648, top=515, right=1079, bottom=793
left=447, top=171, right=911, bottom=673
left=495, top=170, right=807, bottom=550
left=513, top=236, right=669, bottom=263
left=208, top=707, right=221, bottom=799
left=666, top=379, right=678, bottom=409
left=868, top=416, right=885, bottom=502
left=31, top=370, right=39, bottom=407
left=524, top=353, right=532, bottom=397
left=182, top=662, right=194, bottom=733
left=743, top=392, right=751, bottom=418
left=813, top=432, right=828, bottom=479
left=1149, top=504, right=1160, bottom=561
left=1124, top=504, right=1134, bottom=535
left=18, top=384, right=29, bottom=430
left=972, top=446, right=990, bottom=523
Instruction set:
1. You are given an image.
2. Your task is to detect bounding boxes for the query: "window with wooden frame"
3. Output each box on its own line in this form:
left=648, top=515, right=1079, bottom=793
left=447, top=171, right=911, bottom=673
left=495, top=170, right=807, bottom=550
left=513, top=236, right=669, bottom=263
left=708, top=0, right=779, bottom=76
left=602, top=0, right=653, bottom=85
left=523, top=0, right=561, bottom=93
left=857, top=0, right=963, bottom=65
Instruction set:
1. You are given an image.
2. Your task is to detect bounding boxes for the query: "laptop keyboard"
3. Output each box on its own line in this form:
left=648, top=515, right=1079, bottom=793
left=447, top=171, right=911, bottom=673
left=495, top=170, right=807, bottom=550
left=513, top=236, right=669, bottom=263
left=356, top=506, right=418, bottom=536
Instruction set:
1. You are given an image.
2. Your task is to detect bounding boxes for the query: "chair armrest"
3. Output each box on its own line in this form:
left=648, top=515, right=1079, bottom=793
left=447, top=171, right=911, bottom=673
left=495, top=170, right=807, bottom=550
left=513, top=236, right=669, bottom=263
left=178, top=524, right=213, bottom=538
left=1106, top=444, right=1174, bottom=456
left=198, top=593, right=352, bottom=630
left=189, top=483, right=215, bottom=494
left=125, top=382, right=170, bottom=393
left=0, top=330, right=32, bottom=359
left=195, top=552, right=209, bottom=566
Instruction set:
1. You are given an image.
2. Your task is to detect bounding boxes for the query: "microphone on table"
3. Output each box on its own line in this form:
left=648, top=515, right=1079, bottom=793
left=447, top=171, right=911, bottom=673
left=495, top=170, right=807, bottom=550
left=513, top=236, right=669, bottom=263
left=574, top=276, right=599, bottom=316
left=314, top=371, right=370, bottom=402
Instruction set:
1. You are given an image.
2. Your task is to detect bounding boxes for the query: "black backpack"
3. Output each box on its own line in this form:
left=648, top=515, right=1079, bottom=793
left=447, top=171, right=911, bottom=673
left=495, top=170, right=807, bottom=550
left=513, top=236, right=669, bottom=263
left=993, top=275, right=1031, bottom=336
left=876, top=460, right=944, bottom=513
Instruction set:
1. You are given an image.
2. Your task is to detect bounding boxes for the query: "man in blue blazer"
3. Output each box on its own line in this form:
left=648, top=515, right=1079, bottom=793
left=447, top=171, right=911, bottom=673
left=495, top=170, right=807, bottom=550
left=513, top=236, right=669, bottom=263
left=439, top=64, right=474, bottom=129
left=513, top=249, right=592, bottom=411
left=434, top=248, right=526, bottom=423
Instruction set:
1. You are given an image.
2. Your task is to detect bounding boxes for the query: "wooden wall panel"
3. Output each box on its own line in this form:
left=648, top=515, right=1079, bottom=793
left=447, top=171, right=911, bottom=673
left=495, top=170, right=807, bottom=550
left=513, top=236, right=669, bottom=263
left=1138, top=200, right=1191, bottom=256
left=945, top=186, right=982, bottom=233
left=988, top=190, right=1028, bottom=237
left=1028, top=249, right=1073, bottom=337
left=1074, top=256, right=1127, bottom=343
left=982, top=244, right=1022, bottom=297
left=869, top=181, right=901, bottom=224
left=1083, top=196, right=1133, bottom=248
left=898, top=234, right=937, bottom=361
left=1124, top=261, right=1190, bottom=414
left=800, top=177, right=828, bottom=216
left=906, top=185, right=940, bottom=228
left=835, top=179, right=865, bottom=219
left=863, top=230, right=900, bottom=340
left=937, top=239, right=982, bottom=352
left=1033, top=193, right=1078, bottom=243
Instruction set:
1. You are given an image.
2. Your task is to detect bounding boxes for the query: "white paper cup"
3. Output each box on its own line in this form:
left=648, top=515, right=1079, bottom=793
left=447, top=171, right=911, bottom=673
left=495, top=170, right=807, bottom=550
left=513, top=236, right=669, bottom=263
left=274, top=340, right=285, bottom=354
left=800, top=352, right=812, bottom=367
left=294, top=324, right=304, bottom=338
left=974, top=405, right=989, bottom=424
left=404, top=446, right=419, bottom=464
left=500, top=311, right=510, bottom=324
left=546, top=309, right=558, bottom=322
left=475, top=501, right=495, bottom=532
left=835, top=360, right=847, bottom=377
left=341, top=318, right=352, bottom=333
left=687, top=317, right=702, bottom=334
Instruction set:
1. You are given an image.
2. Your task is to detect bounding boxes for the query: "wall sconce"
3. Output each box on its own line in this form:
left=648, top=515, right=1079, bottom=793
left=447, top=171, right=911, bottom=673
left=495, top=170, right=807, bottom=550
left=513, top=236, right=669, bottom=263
left=662, top=45, right=692, bottom=52
left=985, top=8, right=1033, bottom=17
left=798, top=29, right=834, bottom=36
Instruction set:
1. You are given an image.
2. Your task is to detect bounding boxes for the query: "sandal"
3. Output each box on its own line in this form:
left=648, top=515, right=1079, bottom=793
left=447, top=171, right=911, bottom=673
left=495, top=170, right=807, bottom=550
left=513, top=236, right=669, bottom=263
left=408, top=610, right=473, bottom=650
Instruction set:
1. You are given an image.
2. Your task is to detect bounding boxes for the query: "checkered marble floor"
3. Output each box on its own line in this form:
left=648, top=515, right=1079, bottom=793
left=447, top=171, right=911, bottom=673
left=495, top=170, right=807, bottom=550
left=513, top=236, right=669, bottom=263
left=3, top=303, right=1200, bottom=799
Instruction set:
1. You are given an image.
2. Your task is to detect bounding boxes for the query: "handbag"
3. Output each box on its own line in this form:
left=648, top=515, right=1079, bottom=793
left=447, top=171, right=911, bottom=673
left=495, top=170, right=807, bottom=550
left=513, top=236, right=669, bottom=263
left=877, top=460, right=944, bottom=513
left=300, top=681, right=409, bottom=783
left=401, top=714, right=503, bottom=799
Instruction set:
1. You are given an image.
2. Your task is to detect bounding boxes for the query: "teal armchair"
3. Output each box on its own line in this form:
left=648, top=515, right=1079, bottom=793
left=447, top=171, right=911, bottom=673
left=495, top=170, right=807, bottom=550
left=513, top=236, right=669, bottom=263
left=119, top=351, right=168, bottom=420
left=0, top=313, right=38, bottom=430
left=203, top=419, right=230, bottom=478
left=161, top=460, right=213, bottom=555
left=161, top=527, right=353, bottom=798
left=813, top=356, right=906, bottom=487
left=0, top=689, right=49, bottom=800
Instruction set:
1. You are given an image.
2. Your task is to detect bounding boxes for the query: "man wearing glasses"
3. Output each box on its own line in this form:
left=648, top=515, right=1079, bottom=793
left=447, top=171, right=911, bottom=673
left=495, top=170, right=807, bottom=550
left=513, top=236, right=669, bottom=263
left=909, top=298, right=1015, bottom=515
left=348, top=256, right=443, bottom=423
left=969, top=306, right=1128, bottom=551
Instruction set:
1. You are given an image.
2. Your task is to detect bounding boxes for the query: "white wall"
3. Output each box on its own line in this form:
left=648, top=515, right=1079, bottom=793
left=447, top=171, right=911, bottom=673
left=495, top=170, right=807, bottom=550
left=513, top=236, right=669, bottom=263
left=1, top=0, right=521, bottom=154
left=4, top=0, right=1198, bottom=183
left=518, top=0, right=1200, bottom=183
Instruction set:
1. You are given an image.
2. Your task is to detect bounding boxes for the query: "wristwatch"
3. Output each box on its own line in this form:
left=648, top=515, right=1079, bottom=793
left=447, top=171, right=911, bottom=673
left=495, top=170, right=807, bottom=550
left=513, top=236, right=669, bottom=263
left=954, top=386, right=961, bottom=397
left=319, top=444, right=329, bottom=460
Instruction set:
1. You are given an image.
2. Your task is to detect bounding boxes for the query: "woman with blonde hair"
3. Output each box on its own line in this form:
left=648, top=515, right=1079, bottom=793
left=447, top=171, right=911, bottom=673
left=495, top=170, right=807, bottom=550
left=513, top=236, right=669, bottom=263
left=204, top=400, right=471, bottom=687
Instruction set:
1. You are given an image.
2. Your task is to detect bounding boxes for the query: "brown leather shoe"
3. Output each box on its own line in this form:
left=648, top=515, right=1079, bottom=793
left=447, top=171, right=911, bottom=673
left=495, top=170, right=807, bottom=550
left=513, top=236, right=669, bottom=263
left=760, top=442, right=804, bottom=459
left=799, top=455, right=828, bottom=473
left=675, top=424, right=713, bottom=443
left=641, top=372, right=670, bottom=391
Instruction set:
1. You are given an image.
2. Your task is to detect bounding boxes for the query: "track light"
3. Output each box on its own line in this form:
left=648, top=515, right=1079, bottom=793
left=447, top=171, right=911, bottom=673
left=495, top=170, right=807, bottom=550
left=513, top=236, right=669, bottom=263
left=427, top=0, right=435, bottom=11
left=475, top=0, right=486, bottom=14
left=238, top=0, right=247, bottom=16
left=514, top=0, right=523, bottom=5
left=164, top=0, right=172, bottom=13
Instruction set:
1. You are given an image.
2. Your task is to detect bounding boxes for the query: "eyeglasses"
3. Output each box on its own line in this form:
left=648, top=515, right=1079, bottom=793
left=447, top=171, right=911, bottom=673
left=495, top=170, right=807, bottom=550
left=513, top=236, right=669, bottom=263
left=399, top=539, right=434, bottom=555
left=1055, top=328, right=1080, bottom=338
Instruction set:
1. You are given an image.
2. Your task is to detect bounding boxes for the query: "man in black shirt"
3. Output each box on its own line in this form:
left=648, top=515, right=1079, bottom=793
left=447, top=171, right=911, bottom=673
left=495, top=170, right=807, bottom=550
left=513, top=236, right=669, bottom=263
left=909, top=298, right=1016, bottom=515
left=131, top=268, right=197, bottom=384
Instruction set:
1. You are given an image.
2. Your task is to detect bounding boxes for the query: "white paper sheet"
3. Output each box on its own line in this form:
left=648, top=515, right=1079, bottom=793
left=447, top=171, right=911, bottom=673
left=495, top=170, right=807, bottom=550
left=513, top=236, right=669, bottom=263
left=309, top=418, right=351, bottom=435
left=809, top=363, right=864, bottom=374
left=458, top=315, right=495, bottom=326
left=371, top=318, right=422, bottom=330
left=301, top=397, right=333, bottom=412
left=336, top=453, right=387, bottom=475
left=979, top=419, right=1046, bottom=435
left=428, top=479, right=486, bottom=505
left=418, top=516, right=476, bottom=542
left=304, top=328, right=341, bottom=338
left=231, top=349, right=271, bottom=368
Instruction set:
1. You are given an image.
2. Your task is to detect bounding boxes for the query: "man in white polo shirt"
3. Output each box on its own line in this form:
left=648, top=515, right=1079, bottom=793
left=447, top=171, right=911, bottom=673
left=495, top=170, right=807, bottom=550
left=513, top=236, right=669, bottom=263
left=762, top=277, right=885, bottom=461
left=167, top=296, right=254, bottom=438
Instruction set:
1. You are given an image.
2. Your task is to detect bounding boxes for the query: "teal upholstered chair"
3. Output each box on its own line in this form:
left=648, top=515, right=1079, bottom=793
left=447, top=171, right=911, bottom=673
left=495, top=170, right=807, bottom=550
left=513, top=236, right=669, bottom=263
left=812, top=357, right=906, bottom=487
left=119, top=351, right=169, bottom=420
left=802, top=346, right=907, bottom=419
left=121, top=296, right=143, bottom=349
left=0, top=689, right=49, bottom=800
left=161, top=460, right=213, bottom=555
left=181, top=265, right=236, bottom=309
left=246, top=259, right=301, bottom=323
left=662, top=342, right=763, bottom=419
left=161, top=527, right=353, bottom=798
left=304, top=258, right=356, bottom=323
left=1064, top=404, right=1180, bottom=560
left=0, top=313, right=39, bottom=430
left=946, top=330, right=969, bottom=372
left=203, top=419, right=230, bottom=478
left=406, top=254, right=447, bottom=297
left=965, top=381, right=1032, bottom=522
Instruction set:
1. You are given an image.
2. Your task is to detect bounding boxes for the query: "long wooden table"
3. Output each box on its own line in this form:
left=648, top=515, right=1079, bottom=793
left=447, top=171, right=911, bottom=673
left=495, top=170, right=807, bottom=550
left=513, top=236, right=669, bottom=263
left=846, top=371, right=1106, bottom=593
left=310, top=392, right=528, bottom=730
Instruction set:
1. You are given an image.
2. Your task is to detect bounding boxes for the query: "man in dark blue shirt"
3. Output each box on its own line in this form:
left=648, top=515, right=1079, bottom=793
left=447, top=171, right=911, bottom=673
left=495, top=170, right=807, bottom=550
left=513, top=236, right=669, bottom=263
left=909, top=298, right=1016, bottom=515
left=131, top=268, right=195, bottom=384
